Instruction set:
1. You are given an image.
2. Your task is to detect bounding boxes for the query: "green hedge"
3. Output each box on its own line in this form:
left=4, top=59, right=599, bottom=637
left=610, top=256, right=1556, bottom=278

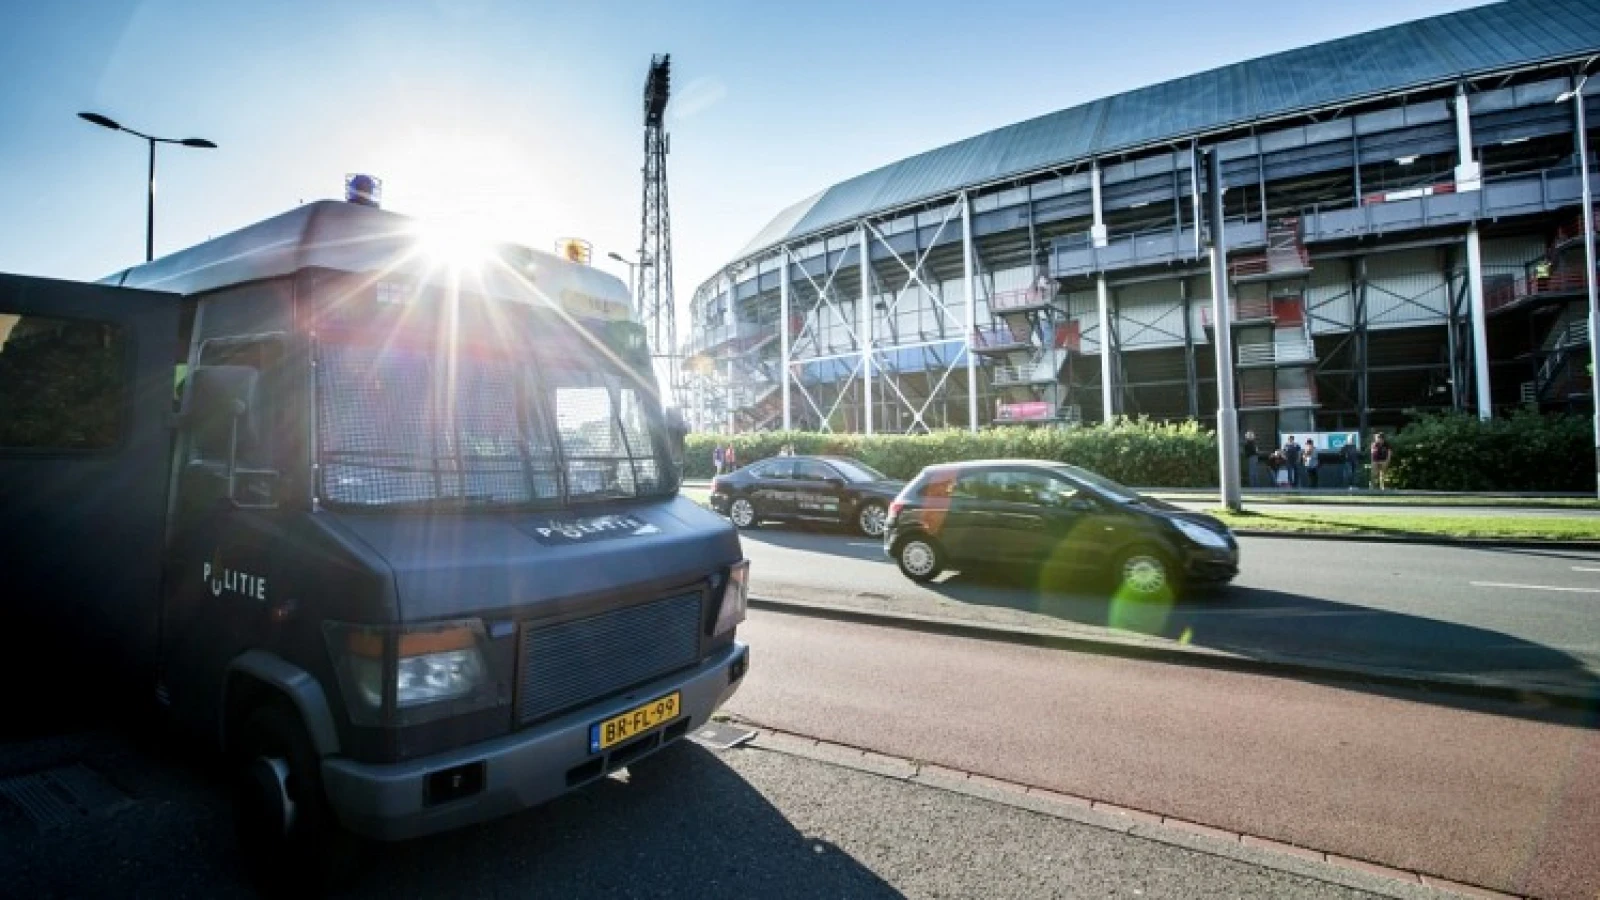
left=684, top=409, right=1595, bottom=492
left=685, top=418, right=1220, bottom=487
left=1386, top=409, right=1595, bottom=492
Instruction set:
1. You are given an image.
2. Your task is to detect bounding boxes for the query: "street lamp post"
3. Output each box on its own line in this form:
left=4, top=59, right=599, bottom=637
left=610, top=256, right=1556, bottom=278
left=606, top=251, right=652, bottom=312
left=78, top=112, right=216, bottom=262
left=1557, top=70, right=1598, bottom=498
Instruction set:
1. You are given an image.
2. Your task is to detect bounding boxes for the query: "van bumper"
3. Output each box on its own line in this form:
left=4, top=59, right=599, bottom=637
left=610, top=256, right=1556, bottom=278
left=320, top=641, right=749, bottom=841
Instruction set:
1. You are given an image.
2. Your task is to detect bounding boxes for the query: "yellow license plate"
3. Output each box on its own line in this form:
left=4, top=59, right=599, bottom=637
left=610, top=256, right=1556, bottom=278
left=589, top=692, right=681, bottom=753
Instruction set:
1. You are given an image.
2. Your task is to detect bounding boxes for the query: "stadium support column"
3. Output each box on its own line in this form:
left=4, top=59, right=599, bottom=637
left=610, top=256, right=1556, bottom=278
left=962, top=193, right=978, bottom=432
left=1091, top=161, right=1114, bottom=422
left=1456, top=81, right=1489, bottom=420
left=1453, top=83, right=1482, bottom=192
left=1466, top=225, right=1492, bottom=419
left=859, top=223, right=874, bottom=435
left=780, top=250, right=791, bottom=431
left=1182, top=277, right=1198, bottom=420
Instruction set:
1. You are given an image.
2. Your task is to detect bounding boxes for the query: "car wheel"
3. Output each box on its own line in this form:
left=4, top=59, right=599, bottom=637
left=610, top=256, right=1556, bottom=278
left=728, top=497, right=759, bottom=529
left=895, top=535, right=944, bottom=583
left=232, top=704, right=367, bottom=892
left=1115, top=547, right=1180, bottom=601
left=856, top=501, right=888, bottom=538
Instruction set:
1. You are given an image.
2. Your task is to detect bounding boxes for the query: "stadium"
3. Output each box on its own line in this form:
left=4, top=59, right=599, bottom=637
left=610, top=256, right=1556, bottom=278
left=681, top=0, right=1600, bottom=449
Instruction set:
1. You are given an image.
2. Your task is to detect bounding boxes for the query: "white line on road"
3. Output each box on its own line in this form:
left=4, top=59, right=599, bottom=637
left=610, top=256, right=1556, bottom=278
left=1470, top=581, right=1600, bottom=594
left=1571, top=566, right=1600, bottom=573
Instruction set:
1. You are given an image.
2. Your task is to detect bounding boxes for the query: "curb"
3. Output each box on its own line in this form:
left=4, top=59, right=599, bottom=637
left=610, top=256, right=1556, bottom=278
left=747, top=595, right=1600, bottom=711
left=1229, top=530, right=1600, bottom=550
left=730, top=722, right=1521, bottom=900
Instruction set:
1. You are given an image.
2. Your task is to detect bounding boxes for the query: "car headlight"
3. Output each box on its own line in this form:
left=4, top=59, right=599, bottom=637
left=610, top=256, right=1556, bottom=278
left=327, top=620, right=496, bottom=725
left=1172, top=518, right=1231, bottom=549
left=714, top=560, right=750, bottom=635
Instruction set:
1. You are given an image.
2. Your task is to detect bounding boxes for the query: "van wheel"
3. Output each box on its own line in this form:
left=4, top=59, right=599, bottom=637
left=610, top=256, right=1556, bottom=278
left=232, top=704, right=366, bottom=892
left=895, top=535, right=944, bottom=583
left=1115, top=547, right=1180, bottom=601
left=728, top=497, right=759, bottom=529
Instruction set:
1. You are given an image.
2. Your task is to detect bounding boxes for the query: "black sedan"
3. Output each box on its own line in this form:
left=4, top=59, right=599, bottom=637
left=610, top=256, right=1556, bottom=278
left=883, top=459, right=1238, bottom=599
left=710, top=455, right=906, bottom=537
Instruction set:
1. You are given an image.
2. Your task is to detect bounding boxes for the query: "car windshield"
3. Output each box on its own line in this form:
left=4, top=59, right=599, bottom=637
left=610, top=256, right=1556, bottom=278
left=315, top=341, right=667, bottom=509
left=827, top=459, right=888, bottom=483
left=1053, top=463, right=1143, bottom=502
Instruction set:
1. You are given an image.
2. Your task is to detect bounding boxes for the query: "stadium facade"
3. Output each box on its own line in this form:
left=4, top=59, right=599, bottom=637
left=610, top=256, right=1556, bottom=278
left=681, top=0, right=1600, bottom=444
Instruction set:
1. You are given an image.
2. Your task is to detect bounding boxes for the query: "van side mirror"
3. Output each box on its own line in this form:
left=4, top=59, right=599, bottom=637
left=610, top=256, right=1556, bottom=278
left=182, top=365, right=277, bottom=508
left=664, top=407, right=689, bottom=460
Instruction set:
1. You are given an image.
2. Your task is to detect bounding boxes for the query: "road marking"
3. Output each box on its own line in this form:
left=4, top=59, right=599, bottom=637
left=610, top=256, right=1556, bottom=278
left=1572, top=566, right=1600, bottom=573
left=1470, top=581, right=1600, bottom=594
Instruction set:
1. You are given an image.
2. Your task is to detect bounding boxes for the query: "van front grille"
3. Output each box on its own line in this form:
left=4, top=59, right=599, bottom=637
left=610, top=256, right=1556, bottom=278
left=517, top=591, right=703, bottom=725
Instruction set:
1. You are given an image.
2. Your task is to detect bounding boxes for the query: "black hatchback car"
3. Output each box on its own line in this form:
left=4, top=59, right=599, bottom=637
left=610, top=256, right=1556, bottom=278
left=883, top=460, right=1238, bottom=598
left=710, top=455, right=906, bottom=537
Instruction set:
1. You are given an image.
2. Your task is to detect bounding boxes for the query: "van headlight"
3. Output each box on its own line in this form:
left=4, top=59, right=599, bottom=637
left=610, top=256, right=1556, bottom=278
left=714, top=560, right=750, bottom=635
left=327, top=620, right=499, bottom=726
left=1172, top=518, right=1230, bottom=550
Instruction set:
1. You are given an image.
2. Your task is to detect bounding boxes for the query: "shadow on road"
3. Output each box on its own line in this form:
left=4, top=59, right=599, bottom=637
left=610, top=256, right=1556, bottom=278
left=928, top=570, right=1600, bottom=726
left=739, top=526, right=1600, bottom=727
left=349, top=742, right=900, bottom=900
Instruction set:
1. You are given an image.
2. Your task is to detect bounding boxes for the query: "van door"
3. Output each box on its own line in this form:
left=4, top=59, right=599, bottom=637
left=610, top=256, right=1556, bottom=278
left=0, top=274, right=182, bottom=677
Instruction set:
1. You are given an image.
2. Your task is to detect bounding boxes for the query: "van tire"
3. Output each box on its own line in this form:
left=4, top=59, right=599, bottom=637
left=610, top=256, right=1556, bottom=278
left=232, top=704, right=366, bottom=893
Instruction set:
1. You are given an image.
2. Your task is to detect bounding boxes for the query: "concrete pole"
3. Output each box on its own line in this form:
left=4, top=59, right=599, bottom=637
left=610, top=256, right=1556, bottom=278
left=1465, top=225, right=1493, bottom=419
left=1090, top=161, right=1114, bottom=422
left=1570, top=79, right=1599, bottom=497
left=779, top=250, right=792, bottom=432
left=860, top=224, right=874, bottom=435
left=962, top=194, right=979, bottom=432
left=1205, top=149, right=1243, bottom=512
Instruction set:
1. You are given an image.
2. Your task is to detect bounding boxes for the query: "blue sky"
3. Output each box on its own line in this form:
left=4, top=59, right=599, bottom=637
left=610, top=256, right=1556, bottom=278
left=1, top=0, right=1485, bottom=305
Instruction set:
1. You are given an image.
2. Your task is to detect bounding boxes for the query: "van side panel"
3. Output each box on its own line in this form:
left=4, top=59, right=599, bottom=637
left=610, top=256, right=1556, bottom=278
left=0, top=274, right=182, bottom=676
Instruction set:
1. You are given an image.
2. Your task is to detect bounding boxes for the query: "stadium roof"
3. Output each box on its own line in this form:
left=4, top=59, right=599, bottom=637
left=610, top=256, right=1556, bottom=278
left=735, top=0, right=1600, bottom=260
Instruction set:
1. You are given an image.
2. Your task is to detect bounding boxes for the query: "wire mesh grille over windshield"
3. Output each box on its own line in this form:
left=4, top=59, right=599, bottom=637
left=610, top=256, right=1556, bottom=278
left=315, top=343, right=658, bottom=507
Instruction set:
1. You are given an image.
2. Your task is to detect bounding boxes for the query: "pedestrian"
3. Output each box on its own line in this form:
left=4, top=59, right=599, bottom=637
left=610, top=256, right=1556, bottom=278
left=1340, top=438, right=1360, bottom=489
left=1242, top=430, right=1259, bottom=488
left=1370, top=432, right=1393, bottom=490
left=1270, top=450, right=1290, bottom=487
left=1303, top=439, right=1319, bottom=488
left=713, top=444, right=725, bottom=476
left=725, top=443, right=738, bottom=472
left=1282, top=435, right=1302, bottom=488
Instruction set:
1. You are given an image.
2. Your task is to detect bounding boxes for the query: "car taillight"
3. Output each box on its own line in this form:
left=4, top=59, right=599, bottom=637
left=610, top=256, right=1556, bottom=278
left=888, top=499, right=904, bottom=519
left=710, top=476, right=723, bottom=491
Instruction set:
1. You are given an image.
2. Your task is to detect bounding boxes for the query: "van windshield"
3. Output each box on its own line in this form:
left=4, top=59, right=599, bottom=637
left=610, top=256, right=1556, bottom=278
left=315, top=340, right=669, bottom=509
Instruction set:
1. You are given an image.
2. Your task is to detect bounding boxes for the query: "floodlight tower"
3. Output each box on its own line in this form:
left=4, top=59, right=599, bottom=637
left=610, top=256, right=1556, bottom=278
left=637, top=54, right=682, bottom=407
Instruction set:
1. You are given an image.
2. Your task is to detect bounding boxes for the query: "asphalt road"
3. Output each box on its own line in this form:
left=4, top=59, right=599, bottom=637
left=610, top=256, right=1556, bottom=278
left=735, top=525, right=1600, bottom=696
left=0, top=722, right=1407, bottom=899
left=726, top=610, right=1600, bottom=900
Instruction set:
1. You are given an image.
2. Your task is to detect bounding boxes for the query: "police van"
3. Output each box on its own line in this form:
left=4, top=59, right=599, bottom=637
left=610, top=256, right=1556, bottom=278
left=0, top=199, right=749, bottom=883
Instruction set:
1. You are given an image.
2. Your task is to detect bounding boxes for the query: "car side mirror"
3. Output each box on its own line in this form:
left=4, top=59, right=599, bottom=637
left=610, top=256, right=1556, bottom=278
left=824, top=476, right=845, bottom=488
left=1067, top=496, right=1096, bottom=512
left=182, top=365, right=277, bottom=508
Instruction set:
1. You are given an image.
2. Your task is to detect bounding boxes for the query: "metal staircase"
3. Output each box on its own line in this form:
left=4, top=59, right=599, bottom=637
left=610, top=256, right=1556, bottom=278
left=1210, top=218, right=1319, bottom=422
left=973, top=277, right=1077, bottom=425
left=1520, top=305, right=1591, bottom=406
